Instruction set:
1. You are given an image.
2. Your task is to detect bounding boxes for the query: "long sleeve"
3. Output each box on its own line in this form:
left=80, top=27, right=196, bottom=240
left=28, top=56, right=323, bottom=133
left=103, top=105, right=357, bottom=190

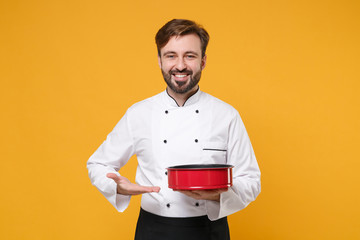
left=206, top=111, right=261, bottom=220
left=87, top=111, right=135, bottom=212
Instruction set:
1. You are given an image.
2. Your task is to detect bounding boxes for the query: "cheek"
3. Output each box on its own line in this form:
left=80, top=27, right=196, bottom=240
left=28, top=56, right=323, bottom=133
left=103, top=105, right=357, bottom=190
left=192, top=62, right=203, bottom=72
left=160, top=62, right=172, bottom=71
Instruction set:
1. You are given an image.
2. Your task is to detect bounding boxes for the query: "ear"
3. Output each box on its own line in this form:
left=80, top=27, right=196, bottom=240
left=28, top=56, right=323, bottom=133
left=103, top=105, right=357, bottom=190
left=201, top=55, right=207, bottom=70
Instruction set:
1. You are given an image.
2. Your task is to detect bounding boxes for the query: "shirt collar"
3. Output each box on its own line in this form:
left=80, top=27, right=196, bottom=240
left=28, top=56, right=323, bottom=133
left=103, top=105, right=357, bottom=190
left=162, top=87, right=202, bottom=107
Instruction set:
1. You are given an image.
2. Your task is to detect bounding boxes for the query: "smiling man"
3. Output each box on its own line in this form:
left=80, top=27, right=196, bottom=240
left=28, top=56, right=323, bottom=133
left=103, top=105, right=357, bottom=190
left=159, top=33, right=205, bottom=101
left=87, top=19, right=261, bottom=240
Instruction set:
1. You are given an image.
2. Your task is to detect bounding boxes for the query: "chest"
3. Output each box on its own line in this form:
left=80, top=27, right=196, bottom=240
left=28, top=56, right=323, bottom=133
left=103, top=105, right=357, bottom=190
left=133, top=104, right=229, bottom=167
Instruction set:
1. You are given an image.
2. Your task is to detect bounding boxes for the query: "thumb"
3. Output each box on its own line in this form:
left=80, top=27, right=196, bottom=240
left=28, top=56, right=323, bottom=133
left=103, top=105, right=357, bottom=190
left=106, top=173, right=121, bottom=183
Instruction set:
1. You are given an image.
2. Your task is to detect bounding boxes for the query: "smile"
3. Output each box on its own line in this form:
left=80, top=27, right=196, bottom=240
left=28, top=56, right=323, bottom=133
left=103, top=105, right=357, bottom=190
left=175, top=74, right=188, bottom=78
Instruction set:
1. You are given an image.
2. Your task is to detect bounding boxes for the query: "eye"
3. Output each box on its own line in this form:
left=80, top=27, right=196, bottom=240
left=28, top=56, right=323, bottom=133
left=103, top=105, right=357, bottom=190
left=186, top=55, right=196, bottom=59
left=165, top=54, right=175, bottom=59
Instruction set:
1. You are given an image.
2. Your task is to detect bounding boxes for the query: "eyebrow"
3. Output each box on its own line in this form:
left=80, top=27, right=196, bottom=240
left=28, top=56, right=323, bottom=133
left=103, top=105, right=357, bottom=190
left=185, top=51, right=199, bottom=56
left=162, top=51, right=199, bottom=56
left=163, top=51, right=176, bottom=56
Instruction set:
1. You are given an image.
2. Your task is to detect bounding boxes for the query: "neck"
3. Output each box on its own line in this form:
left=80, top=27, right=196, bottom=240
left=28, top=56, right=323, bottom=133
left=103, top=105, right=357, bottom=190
left=166, top=86, right=199, bottom=107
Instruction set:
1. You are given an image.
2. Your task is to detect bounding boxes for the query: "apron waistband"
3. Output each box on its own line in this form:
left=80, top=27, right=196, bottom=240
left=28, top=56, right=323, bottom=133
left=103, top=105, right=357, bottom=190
left=139, top=208, right=220, bottom=226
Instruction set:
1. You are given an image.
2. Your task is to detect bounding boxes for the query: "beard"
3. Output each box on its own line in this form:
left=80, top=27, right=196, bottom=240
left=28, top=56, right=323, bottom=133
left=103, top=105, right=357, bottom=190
left=161, top=68, right=202, bottom=94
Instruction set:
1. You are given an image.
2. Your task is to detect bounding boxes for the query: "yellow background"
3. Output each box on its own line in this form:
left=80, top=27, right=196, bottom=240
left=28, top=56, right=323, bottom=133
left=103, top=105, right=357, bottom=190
left=1, top=0, right=359, bottom=239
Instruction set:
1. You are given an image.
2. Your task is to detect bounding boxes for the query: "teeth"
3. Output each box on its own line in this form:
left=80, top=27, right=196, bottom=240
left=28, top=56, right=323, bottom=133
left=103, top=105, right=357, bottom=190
left=175, top=74, right=187, bottom=77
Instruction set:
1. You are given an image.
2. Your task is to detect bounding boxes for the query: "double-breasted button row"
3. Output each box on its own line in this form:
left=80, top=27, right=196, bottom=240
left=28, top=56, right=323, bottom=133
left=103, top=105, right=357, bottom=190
left=164, top=109, right=200, bottom=114
left=163, top=139, right=199, bottom=144
left=165, top=202, right=200, bottom=208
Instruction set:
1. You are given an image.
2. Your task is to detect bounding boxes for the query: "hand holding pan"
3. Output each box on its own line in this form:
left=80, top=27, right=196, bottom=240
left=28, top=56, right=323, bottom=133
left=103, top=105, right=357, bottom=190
left=175, top=188, right=228, bottom=202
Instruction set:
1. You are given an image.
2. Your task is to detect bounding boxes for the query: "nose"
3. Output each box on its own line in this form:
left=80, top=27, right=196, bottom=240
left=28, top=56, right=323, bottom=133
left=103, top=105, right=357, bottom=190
left=175, top=58, right=186, bottom=71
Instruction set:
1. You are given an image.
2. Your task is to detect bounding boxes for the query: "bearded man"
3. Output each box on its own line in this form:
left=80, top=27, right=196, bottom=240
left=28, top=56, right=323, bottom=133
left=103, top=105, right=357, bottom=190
left=87, top=19, right=261, bottom=240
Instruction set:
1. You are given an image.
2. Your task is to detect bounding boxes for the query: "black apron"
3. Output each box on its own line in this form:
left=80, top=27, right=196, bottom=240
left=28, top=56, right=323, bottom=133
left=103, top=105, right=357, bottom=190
left=135, top=208, right=230, bottom=240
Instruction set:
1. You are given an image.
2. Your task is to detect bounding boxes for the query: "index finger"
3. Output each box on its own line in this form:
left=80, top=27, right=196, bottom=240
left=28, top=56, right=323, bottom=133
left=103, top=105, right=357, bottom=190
left=192, top=187, right=229, bottom=194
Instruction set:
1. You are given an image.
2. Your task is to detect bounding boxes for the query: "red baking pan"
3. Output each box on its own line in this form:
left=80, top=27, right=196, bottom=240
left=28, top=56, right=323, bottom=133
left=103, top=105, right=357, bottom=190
left=167, top=164, right=234, bottom=190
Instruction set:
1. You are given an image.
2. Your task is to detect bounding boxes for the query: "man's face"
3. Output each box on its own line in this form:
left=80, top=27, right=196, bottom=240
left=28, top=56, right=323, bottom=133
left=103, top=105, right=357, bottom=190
left=158, top=34, right=206, bottom=94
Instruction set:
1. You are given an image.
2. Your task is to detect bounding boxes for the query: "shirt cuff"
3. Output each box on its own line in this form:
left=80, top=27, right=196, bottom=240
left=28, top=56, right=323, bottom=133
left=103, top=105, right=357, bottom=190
left=114, top=193, right=131, bottom=212
left=205, top=188, right=240, bottom=221
left=100, top=176, right=131, bottom=212
left=205, top=199, right=221, bottom=221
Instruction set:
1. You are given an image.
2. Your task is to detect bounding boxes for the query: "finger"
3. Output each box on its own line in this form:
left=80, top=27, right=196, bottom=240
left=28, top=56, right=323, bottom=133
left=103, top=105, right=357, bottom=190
left=106, top=173, right=121, bottom=182
left=192, top=188, right=228, bottom=195
left=106, top=173, right=130, bottom=185
left=125, top=185, right=161, bottom=195
left=219, top=188, right=228, bottom=193
left=132, top=185, right=161, bottom=193
left=217, top=187, right=229, bottom=192
left=151, top=186, right=161, bottom=192
left=176, top=190, right=201, bottom=199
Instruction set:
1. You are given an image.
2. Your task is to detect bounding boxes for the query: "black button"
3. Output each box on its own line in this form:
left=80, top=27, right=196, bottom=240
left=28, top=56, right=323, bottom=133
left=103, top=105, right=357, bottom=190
left=195, top=110, right=199, bottom=113
left=195, top=202, right=199, bottom=207
left=166, top=203, right=170, bottom=208
left=195, top=139, right=198, bottom=143
left=164, top=140, right=167, bottom=143
left=165, top=171, right=168, bottom=175
left=165, top=110, right=168, bottom=114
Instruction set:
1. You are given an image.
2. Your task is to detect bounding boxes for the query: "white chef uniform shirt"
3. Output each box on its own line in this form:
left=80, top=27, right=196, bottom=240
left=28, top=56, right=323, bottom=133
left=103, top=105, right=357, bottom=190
left=87, top=89, right=261, bottom=221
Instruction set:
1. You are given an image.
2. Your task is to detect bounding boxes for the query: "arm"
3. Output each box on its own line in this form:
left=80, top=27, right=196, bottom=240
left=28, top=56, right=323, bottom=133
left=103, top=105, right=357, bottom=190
left=205, top=112, right=261, bottom=220
left=87, top=111, right=159, bottom=211
left=179, top=111, right=261, bottom=220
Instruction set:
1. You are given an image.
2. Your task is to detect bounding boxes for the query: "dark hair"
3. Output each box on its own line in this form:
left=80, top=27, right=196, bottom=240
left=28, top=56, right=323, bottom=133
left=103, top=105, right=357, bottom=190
left=155, top=19, right=210, bottom=57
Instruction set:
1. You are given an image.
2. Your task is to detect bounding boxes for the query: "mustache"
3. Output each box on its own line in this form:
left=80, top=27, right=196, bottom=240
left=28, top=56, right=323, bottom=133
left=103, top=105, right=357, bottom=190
left=169, top=69, right=193, bottom=75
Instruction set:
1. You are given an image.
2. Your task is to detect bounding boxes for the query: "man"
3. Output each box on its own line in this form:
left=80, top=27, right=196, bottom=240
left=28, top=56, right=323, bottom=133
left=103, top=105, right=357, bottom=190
left=87, top=19, right=261, bottom=240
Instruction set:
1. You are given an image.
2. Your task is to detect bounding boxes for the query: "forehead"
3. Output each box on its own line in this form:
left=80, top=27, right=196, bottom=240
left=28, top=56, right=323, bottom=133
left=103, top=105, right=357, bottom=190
left=160, top=34, right=202, bottom=55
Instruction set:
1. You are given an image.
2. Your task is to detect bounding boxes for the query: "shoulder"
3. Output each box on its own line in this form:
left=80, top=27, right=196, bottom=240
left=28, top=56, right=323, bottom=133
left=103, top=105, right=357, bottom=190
left=201, top=92, right=239, bottom=117
left=125, top=92, right=162, bottom=116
